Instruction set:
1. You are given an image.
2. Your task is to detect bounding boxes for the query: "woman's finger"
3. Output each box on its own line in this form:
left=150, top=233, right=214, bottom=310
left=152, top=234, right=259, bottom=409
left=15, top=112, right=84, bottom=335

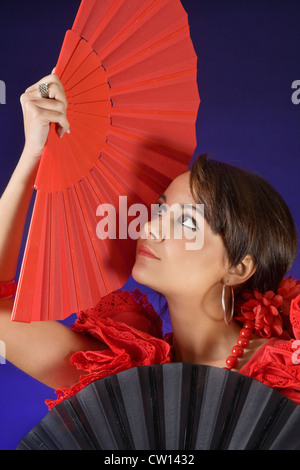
left=25, top=73, right=66, bottom=99
left=22, top=83, right=68, bottom=111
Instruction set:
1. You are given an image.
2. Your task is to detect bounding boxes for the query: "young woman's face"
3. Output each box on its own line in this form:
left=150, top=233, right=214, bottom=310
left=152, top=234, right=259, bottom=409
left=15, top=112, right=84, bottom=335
left=132, top=171, right=230, bottom=302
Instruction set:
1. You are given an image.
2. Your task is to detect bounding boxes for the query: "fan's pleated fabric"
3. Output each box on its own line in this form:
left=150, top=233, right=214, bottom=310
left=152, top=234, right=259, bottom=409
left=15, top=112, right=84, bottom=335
left=17, top=364, right=300, bottom=450
left=12, top=0, right=200, bottom=322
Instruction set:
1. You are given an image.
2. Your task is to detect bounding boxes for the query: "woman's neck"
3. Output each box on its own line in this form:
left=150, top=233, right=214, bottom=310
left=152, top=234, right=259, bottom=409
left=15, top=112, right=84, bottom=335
left=165, top=294, right=243, bottom=367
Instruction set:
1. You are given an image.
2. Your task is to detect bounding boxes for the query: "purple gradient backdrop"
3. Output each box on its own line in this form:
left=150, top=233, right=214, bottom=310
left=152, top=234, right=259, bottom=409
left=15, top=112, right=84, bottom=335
left=0, top=0, right=299, bottom=450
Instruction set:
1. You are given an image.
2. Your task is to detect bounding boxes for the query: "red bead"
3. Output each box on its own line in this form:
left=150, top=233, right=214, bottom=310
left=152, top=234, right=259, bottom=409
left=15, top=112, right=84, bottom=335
left=243, top=320, right=254, bottom=330
left=225, top=356, right=239, bottom=369
left=240, top=328, right=252, bottom=339
left=237, top=337, right=249, bottom=348
left=231, top=345, right=244, bottom=358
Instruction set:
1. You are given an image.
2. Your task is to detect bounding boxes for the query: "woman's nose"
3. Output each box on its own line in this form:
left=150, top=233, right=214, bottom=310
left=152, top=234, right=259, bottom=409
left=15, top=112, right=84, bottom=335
left=141, top=214, right=165, bottom=241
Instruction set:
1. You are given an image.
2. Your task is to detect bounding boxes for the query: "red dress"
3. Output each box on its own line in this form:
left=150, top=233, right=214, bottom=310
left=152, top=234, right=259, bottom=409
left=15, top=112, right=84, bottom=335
left=46, top=287, right=300, bottom=410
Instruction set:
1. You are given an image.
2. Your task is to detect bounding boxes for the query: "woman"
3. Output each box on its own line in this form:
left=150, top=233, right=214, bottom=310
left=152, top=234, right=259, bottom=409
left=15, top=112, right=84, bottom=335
left=1, top=72, right=300, bottom=410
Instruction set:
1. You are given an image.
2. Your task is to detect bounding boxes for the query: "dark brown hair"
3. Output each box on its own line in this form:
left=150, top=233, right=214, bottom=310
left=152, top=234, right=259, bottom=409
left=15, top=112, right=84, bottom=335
left=189, top=154, right=299, bottom=293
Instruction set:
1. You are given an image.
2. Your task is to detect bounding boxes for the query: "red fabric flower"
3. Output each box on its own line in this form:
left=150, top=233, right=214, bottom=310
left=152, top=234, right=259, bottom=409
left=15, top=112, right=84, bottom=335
left=235, top=289, right=284, bottom=338
left=235, top=277, right=300, bottom=339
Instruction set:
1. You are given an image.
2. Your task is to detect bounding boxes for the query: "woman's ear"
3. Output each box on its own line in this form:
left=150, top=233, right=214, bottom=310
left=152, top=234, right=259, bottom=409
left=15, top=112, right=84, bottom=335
left=225, top=254, right=257, bottom=286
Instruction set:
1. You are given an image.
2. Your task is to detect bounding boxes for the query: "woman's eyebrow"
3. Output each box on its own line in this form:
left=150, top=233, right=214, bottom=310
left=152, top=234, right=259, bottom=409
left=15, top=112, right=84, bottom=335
left=157, top=194, right=203, bottom=215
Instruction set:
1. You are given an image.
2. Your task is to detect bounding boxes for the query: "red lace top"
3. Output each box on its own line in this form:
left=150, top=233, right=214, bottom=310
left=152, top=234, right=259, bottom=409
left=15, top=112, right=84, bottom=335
left=46, top=286, right=300, bottom=410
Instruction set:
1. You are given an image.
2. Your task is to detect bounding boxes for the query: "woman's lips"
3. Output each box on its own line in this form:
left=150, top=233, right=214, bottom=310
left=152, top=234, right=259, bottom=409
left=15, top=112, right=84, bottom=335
left=138, top=244, right=160, bottom=260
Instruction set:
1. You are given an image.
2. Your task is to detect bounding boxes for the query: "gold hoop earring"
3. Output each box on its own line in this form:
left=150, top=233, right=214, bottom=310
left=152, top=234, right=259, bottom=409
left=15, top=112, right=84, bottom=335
left=222, top=284, right=234, bottom=325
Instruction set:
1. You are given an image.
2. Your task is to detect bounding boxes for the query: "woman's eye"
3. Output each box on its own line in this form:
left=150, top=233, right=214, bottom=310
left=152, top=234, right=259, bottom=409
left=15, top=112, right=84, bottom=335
left=152, top=203, right=166, bottom=217
left=179, top=214, right=198, bottom=231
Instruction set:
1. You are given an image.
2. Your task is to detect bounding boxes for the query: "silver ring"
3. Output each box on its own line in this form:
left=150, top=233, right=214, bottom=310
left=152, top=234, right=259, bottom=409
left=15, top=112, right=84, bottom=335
left=39, top=82, right=49, bottom=98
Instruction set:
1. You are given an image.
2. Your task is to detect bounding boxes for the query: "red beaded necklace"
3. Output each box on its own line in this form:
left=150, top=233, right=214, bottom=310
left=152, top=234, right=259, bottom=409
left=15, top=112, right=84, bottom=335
left=224, top=320, right=255, bottom=370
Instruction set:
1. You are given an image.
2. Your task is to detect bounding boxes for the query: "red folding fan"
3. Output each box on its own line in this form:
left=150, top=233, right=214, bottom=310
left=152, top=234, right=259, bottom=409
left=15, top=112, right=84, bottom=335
left=12, top=0, right=200, bottom=322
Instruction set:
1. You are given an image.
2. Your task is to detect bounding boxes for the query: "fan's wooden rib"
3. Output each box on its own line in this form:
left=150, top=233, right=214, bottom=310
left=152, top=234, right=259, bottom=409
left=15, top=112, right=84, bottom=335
left=60, top=35, right=93, bottom=84
left=11, top=195, right=40, bottom=321
left=112, top=68, right=197, bottom=95
left=68, top=115, right=108, bottom=141
left=112, top=108, right=197, bottom=118
left=63, top=186, right=100, bottom=309
left=80, top=0, right=156, bottom=49
left=85, top=167, right=136, bottom=278
left=49, top=126, right=81, bottom=193
left=105, top=25, right=193, bottom=74
left=73, top=0, right=117, bottom=43
left=50, top=192, right=78, bottom=319
left=67, top=184, right=127, bottom=310
left=69, top=86, right=109, bottom=104
left=105, top=130, right=192, bottom=200
left=36, top=118, right=109, bottom=192
left=107, top=124, right=194, bottom=165
left=69, top=101, right=111, bottom=117
left=31, top=195, right=53, bottom=321
left=72, top=0, right=100, bottom=36
left=111, top=114, right=197, bottom=155
left=111, top=71, right=199, bottom=112
left=62, top=38, right=104, bottom=89
left=57, top=34, right=108, bottom=96
left=49, top=192, right=66, bottom=319
left=54, top=31, right=81, bottom=79
left=162, top=363, right=183, bottom=449
left=64, top=52, right=104, bottom=92
left=12, top=192, right=51, bottom=322
left=70, top=113, right=110, bottom=137
left=85, top=168, right=136, bottom=284
left=37, top=130, right=88, bottom=193
left=226, top=379, right=275, bottom=450
left=88, top=0, right=186, bottom=61
left=74, top=178, right=120, bottom=293
left=96, top=146, right=167, bottom=207
left=86, top=164, right=138, bottom=251
left=106, top=36, right=197, bottom=89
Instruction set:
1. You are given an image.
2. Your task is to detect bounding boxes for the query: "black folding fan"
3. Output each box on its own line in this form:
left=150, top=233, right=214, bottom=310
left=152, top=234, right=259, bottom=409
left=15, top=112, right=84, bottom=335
left=17, top=363, right=300, bottom=450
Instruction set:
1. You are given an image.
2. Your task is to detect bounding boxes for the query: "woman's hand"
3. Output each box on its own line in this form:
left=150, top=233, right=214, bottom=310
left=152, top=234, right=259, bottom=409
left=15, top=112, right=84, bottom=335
left=0, top=71, right=70, bottom=281
left=20, top=70, right=70, bottom=163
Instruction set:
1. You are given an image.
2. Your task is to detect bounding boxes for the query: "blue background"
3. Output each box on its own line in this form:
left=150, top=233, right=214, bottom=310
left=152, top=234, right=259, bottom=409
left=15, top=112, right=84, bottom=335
left=0, top=0, right=299, bottom=450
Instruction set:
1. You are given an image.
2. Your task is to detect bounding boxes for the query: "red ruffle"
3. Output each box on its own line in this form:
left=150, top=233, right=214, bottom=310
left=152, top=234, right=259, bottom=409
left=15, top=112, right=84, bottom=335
left=240, top=295, right=300, bottom=404
left=46, top=289, right=172, bottom=410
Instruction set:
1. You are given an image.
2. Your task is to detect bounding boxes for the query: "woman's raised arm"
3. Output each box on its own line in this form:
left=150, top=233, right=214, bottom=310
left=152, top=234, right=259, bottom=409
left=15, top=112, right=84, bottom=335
left=0, top=73, right=106, bottom=390
left=0, top=71, right=70, bottom=281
